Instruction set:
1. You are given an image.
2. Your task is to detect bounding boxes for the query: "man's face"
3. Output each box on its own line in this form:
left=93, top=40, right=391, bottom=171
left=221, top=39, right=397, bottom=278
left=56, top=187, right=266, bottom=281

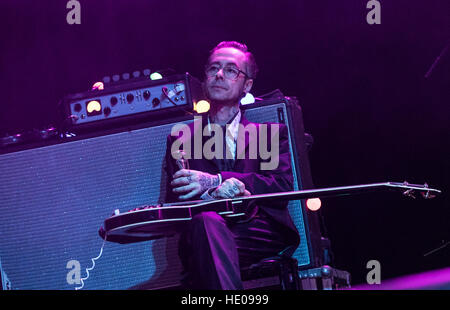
left=205, top=47, right=253, bottom=105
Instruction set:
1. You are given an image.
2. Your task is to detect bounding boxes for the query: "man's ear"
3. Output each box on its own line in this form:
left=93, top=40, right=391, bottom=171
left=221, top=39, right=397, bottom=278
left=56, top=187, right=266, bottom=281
left=244, top=79, right=253, bottom=94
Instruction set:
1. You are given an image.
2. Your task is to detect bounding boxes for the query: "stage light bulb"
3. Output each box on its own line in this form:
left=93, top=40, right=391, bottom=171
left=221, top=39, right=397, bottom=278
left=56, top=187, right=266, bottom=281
left=194, top=100, right=210, bottom=113
left=306, top=198, right=322, bottom=211
left=150, top=72, right=163, bottom=80
left=240, top=92, right=255, bottom=105
left=91, top=82, right=104, bottom=90
left=86, top=100, right=101, bottom=113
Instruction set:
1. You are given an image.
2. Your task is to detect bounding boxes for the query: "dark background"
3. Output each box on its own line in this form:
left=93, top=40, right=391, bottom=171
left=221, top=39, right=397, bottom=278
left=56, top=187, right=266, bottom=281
left=1, top=0, right=448, bottom=286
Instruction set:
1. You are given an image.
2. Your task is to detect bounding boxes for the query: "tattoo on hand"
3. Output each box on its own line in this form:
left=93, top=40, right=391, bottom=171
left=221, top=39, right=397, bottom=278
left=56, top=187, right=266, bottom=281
left=199, top=174, right=219, bottom=191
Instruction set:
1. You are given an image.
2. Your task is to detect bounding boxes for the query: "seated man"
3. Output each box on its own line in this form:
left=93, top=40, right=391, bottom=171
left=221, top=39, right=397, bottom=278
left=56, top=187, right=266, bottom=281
left=164, top=41, right=299, bottom=289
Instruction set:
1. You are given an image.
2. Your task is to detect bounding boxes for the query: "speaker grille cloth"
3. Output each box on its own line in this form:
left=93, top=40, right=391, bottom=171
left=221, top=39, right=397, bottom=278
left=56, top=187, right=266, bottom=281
left=244, top=103, right=310, bottom=267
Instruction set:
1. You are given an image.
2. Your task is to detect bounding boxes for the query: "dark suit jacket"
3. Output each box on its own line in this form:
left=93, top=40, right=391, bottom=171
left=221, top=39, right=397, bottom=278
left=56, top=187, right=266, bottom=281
left=163, top=111, right=300, bottom=248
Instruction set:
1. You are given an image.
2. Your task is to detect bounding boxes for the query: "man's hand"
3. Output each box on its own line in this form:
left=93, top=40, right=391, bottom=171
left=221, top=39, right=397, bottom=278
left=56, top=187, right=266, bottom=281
left=171, top=169, right=220, bottom=201
left=211, top=177, right=251, bottom=199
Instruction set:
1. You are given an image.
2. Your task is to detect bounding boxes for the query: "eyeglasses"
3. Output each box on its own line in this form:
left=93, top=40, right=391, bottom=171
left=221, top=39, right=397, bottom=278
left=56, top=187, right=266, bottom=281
left=205, top=64, right=249, bottom=80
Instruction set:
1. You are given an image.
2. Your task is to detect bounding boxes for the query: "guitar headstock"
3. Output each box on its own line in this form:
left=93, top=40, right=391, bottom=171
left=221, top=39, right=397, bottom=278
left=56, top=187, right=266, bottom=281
left=392, top=181, right=441, bottom=199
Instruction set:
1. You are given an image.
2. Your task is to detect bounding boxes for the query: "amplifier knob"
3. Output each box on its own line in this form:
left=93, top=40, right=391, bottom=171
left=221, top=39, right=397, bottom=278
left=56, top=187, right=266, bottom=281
left=74, top=103, right=82, bottom=112
left=152, top=97, right=160, bottom=107
left=104, top=107, right=111, bottom=117
left=143, top=90, right=151, bottom=100
left=126, top=93, right=134, bottom=103
left=110, top=96, right=118, bottom=106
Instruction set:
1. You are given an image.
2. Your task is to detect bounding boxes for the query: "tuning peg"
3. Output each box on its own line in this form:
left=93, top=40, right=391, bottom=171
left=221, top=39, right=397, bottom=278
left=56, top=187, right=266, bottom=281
left=422, top=191, right=433, bottom=199
left=421, top=183, right=437, bottom=199
left=402, top=188, right=416, bottom=199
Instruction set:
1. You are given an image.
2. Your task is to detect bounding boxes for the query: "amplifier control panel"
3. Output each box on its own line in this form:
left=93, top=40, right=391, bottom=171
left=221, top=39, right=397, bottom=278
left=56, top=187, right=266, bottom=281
left=63, top=73, right=204, bottom=127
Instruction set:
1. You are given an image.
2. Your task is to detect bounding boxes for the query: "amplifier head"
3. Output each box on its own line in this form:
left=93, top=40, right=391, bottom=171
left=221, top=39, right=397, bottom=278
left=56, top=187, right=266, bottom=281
left=60, top=72, right=206, bottom=133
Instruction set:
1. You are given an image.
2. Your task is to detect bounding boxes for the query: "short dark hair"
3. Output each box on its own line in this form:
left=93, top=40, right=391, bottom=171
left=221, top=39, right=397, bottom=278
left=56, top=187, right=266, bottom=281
left=208, top=41, right=259, bottom=79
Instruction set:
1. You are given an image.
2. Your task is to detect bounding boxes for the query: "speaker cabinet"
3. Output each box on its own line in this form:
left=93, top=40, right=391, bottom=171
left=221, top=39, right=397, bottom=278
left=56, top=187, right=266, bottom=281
left=0, top=97, right=324, bottom=289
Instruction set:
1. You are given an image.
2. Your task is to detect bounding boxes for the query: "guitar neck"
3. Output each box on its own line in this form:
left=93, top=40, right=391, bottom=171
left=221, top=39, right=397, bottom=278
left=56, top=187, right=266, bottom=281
left=229, top=181, right=441, bottom=205
left=163, top=182, right=441, bottom=208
